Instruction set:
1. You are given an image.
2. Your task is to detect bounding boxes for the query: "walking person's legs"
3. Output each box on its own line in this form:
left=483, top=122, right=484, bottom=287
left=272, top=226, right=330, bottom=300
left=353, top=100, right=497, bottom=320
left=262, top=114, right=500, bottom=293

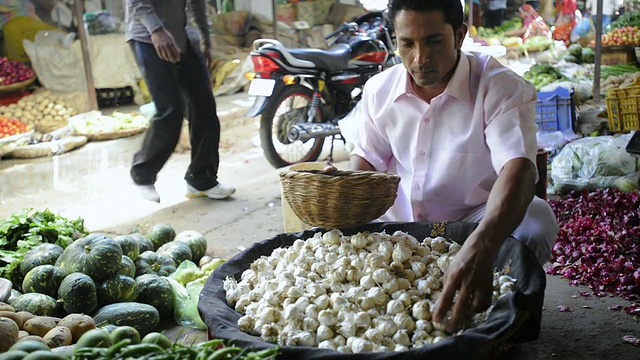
left=129, top=41, right=186, bottom=202
left=177, top=44, right=235, bottom=199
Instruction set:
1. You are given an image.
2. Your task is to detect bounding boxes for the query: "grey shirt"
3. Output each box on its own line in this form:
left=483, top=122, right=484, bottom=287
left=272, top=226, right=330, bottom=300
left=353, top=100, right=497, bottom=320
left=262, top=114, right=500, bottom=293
left=125, top=0, right=211, bottom=53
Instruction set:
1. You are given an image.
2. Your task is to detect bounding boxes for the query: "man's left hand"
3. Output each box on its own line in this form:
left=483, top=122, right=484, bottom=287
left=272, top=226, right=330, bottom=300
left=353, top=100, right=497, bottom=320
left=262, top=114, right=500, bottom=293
left=433, top=236, right=495, bottom=332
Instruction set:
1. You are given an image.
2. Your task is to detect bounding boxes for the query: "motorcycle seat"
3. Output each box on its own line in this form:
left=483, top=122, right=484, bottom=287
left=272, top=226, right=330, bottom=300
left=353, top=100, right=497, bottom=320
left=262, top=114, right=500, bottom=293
left=288, top=44, right=353, bottom=71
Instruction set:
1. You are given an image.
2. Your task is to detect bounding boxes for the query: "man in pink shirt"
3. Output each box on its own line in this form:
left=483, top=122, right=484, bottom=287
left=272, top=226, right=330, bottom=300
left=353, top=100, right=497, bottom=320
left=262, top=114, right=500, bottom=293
left=348, top=0, right=559, bottom=331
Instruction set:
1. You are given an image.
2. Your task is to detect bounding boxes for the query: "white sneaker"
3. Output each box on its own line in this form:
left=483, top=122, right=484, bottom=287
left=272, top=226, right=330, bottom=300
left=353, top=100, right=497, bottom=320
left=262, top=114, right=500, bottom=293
left=135, top=184, right=160, bottom=203
left=186, top=183, right=236, bottom=199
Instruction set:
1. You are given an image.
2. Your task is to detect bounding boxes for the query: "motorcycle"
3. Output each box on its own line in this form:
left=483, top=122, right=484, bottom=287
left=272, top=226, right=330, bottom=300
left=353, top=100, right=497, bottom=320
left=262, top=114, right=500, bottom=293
left=245, top=11, right=398, bottom=169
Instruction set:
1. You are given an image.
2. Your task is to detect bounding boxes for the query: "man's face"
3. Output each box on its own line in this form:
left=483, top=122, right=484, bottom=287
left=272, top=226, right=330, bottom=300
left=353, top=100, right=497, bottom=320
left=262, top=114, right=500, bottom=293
left=394, top=10, right=466, bottom=92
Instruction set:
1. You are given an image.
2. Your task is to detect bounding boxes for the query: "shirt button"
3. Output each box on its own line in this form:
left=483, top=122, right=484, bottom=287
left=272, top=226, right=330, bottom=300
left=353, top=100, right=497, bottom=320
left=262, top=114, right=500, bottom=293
left=414, top=184, right=420, bottom=191
left=417, top=213, right=424, bottom=220
left=419, top=150, right=426, bottom=157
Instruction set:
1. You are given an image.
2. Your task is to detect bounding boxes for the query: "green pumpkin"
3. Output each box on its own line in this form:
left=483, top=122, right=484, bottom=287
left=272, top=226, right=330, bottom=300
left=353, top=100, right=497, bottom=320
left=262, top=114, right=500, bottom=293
left=58, top=272, right=98, bottom=315
left=20, top=243, right=64, bottom=276
left=174, top=230, right=207, bottom=264
left=10, top=293, right=60, bottom=316
left=135, top=274, right=174, bottom=317
left=113, top=235, right=140, bottom=262
left=134, top=251, right=176, bottom=277
left=156, top=241, right=192, bottom=266
left=145, top=224, right=176, bottom=251
left=21, top=265, right=67, bottom=297
left=97, top=275, right=139, bottom=307
left=129, top=233, right=154, bottom=253
left=55, top=234, right=123, bottom=282
left=116, top=255, right=136, bottom=278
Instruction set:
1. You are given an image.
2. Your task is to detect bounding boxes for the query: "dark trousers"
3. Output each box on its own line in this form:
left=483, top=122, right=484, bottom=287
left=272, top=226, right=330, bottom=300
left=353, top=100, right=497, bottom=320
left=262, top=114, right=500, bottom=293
left=485, top=9, right=505, bottom=29
left=129, top=40, right=220, bottom=191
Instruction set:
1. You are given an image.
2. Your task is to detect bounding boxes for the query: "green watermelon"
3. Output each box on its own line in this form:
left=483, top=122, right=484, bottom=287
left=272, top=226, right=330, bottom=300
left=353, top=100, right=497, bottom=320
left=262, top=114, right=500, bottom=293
left=97, top=275, right=139, bottom=306
left=129, top=233, right=154, bottom=253
left=174, top=230, right=207, bottom=264
left=55, top=234, right=122, bottom=282
left=156, top=241, right=192, bottom=266
left=135, top=274, right=174, bottom=317
left=21, top=265, right=67, bottom=297
left=10, top=293, right=61, bottom=317
left=116, top=255, right=136, bottom=278
left=113, top=235, right=140, bottom=262
left=145, top=224, right=176, bottom=251
left=20, top=244, right=64, bottom=276
left=58, top=272, right=98, bottom=315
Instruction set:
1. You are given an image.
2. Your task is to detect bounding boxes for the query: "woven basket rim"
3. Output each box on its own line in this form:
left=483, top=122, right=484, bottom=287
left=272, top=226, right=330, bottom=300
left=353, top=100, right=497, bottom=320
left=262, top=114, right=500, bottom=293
left=82, top=127, right=147, bottom=141
left=0, top=77, right=35, bottom=93
left=280, top=168, right=400, bottom=228
left=280, top=169, right=401, bottom=180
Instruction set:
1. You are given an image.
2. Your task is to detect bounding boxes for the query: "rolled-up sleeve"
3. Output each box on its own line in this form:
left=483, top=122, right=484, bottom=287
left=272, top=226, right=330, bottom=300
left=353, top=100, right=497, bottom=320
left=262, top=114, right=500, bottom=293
left=127, top=0, right=163, bottom=34
left=484, top=76, right=539, bottom=179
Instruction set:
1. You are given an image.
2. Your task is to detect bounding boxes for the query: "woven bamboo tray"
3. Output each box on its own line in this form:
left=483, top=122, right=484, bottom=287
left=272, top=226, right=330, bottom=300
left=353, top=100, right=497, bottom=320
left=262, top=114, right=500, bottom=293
left=83, top=127, right=147, bottom=141
left=0, top=77, right=35, bottom=93
left=280, top=168, right=400, bottom=229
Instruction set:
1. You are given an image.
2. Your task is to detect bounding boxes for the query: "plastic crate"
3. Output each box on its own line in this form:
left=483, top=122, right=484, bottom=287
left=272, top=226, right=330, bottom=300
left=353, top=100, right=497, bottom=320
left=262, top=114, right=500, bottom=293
left=535, top=88, right=575, bottom=132
left=606, top=86, right=640, bottom=133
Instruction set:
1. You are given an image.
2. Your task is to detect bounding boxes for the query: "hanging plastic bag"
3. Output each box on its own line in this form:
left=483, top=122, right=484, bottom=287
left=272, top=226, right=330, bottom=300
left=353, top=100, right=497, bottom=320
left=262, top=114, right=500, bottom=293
left=166, top=276, right=207, bottom=330
left=551, top=134, right=640, bottom=194
left=167, top=261, right=208, bottom=330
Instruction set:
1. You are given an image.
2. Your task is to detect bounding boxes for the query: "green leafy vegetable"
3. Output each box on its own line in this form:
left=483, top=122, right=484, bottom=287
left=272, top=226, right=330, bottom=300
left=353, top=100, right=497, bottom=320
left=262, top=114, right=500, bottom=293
left=0, top=208, right=87, bottom=283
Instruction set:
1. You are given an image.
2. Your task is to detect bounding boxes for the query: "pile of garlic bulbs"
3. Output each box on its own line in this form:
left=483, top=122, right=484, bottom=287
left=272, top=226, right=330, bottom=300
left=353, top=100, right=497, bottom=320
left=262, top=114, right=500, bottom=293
left=224, top=229, right=516, bottom=353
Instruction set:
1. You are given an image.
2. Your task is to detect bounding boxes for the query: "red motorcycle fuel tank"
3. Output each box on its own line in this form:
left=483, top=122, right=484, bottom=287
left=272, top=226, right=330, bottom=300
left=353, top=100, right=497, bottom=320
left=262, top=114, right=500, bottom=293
left=348, top=37, right=388, bottom=65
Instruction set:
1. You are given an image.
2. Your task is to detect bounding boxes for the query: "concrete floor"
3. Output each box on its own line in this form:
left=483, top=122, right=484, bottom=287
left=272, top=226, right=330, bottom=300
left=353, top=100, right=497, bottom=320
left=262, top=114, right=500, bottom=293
left=0, top=92, right=638, bottom=359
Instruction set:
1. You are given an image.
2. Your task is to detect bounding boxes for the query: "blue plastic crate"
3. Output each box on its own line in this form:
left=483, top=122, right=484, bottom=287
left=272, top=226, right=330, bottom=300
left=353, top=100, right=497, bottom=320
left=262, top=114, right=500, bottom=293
left=535, top=88, right=575, bottom=132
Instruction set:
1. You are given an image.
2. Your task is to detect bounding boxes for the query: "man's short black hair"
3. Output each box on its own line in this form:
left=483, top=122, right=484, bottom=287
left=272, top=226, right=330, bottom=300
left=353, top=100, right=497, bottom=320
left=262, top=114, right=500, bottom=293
left=388, top=0, right=464, bottom=32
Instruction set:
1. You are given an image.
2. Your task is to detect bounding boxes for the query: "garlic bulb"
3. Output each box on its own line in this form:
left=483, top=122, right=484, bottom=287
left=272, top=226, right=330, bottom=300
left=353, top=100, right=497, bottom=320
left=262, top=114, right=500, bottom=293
left=225, top=230, right=518, bottom=353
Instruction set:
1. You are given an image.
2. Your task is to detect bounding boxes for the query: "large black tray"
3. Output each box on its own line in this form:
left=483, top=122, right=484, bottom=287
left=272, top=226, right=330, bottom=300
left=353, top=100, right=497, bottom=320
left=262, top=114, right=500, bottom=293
left=198, top=222, right=546, bottom=360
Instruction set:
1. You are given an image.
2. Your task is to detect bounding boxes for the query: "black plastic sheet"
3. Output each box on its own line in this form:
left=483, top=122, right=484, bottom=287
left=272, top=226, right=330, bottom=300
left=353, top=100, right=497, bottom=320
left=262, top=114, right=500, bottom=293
left=199, top=222, right=546, bottom=360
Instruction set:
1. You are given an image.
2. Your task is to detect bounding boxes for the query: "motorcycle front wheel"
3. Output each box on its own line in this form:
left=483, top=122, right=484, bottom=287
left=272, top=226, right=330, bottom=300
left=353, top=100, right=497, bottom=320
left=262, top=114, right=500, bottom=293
left=260, top=84, right=326, bottom=168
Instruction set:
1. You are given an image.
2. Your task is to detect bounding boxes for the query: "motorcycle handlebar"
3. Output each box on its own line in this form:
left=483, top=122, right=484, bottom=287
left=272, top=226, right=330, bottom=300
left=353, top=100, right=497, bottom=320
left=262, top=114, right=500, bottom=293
left=325, top=23, right=350, bottom=40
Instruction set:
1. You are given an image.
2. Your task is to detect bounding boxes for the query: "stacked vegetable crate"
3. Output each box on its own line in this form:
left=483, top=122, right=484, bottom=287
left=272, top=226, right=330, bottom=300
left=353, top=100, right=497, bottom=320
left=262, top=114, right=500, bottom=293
left=606, top=82, right=640, bottom=133
left=535, top=88, right=575, bottom=133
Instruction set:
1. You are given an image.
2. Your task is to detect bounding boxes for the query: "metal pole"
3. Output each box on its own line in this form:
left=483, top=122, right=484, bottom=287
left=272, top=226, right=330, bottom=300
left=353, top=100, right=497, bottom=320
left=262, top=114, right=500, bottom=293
left=272, top=0, right=278, bottom=40
left=73, top=0, right=99, bottom=111
left=593, top=0, right=603, bottom=100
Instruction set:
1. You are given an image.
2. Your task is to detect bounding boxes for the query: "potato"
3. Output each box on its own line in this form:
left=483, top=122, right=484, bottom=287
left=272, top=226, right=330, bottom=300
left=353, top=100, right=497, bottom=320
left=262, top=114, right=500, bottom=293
left=43, top=326, right=72, bottom=348
left=16, top=335, right=46, bottom=345
left=0, top=311, right=25, bottom=329
left=0, top=303, right=15, bottom=312
left=18, top=330, right=29, bottom=339
left=16, top=311, right=36, bottom=327
left=23, top=316, right=57, bottom=337
left=0, top=317, right=19, bottom=352
left=58, top=314, right=95, bottom=342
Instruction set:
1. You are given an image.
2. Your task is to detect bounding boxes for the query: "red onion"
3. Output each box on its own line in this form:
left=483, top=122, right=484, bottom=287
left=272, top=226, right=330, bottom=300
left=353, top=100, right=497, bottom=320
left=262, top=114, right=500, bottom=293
left=0, top=57, right=34, bottom=86
left=548, top=189, right=640, bottom=315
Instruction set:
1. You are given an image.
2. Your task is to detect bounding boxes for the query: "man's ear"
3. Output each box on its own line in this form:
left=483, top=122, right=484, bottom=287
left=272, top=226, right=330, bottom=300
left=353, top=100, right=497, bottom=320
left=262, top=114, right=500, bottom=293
left=456, top=23, right=468, bottom=49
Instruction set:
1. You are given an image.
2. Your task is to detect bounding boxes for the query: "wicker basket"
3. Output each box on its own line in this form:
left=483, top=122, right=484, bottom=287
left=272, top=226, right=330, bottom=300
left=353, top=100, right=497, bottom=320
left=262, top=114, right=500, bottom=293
left=280, top=168, right=400, bottom=229
left=83, top=127, right=147, bottom=141
left=0, top=77, right=35, bottom=93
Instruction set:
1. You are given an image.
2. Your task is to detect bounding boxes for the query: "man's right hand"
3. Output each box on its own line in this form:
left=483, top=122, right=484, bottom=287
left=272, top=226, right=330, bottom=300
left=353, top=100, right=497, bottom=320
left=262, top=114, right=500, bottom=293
left=151, top=28, right=181, bottom=63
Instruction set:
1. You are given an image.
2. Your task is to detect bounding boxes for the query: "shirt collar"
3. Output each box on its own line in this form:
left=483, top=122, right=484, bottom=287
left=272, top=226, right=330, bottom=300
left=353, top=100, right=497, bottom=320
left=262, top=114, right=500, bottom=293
left=391, top=52, right=472, bottom=103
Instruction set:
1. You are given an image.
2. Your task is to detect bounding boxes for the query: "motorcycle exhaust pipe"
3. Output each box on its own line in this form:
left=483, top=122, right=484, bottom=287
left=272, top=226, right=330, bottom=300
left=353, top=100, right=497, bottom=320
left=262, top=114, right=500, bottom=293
left=288, top=123, right=341, bottom=142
